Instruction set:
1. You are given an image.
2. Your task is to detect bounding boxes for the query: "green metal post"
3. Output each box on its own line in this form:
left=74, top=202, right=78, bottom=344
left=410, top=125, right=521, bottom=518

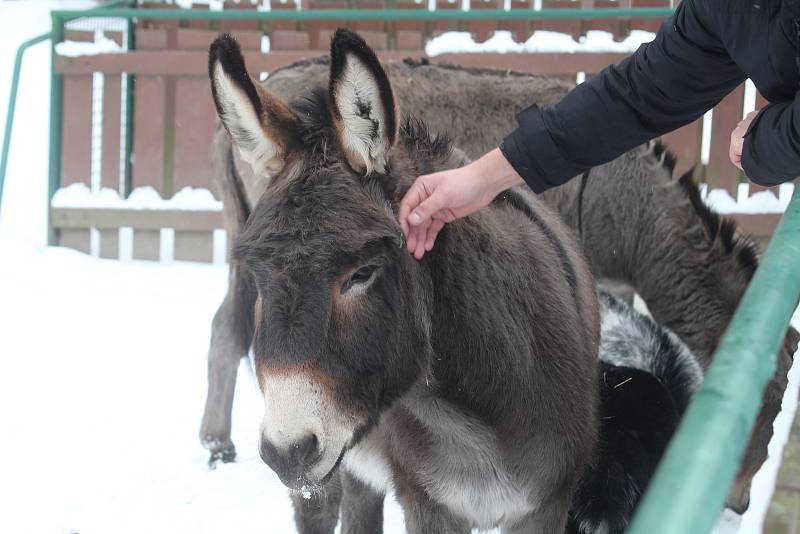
left=47, top=13, right=64, bottom=246
left=50, top=7, right=675, bottom=22
left=627, top=188, right=800, bottom=534
left=0, top=32, right=52, bottom=218
left=123, top=2, right=136, bottom=198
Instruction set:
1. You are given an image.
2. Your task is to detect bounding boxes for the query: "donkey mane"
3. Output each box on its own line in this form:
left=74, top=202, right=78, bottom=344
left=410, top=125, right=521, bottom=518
left=291, top=86, right=334, bottom=154
left=269, top=55, right=544, bottom=83
left=400, top=56, right=548, bottom=79
left=640, top=140, right=760, bottom=281
left=398, top=116, right=454, bottom=163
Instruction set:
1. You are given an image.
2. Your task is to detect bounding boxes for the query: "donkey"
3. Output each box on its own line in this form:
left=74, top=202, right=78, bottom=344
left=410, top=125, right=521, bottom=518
left=209, top=30, right=601, bottom=533
left=199, top=38, right=799, bottom=513
left=283, top=287, right=706, bottom=534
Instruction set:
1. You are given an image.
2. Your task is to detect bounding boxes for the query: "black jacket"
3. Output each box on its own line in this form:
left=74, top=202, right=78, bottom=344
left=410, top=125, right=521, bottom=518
left=500, top=0, right=800, bottom=192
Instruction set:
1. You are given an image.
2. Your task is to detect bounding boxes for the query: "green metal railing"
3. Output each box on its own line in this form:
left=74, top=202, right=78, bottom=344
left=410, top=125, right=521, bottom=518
left=49, top=7, right=675, bottom=22
left=0, top=32, right=51, bottom=214
left=628, top=188, right=800, bottom=533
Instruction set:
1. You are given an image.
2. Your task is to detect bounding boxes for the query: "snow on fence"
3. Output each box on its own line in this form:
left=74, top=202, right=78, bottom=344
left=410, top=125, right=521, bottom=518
left=49, top=1, right=791, bottom=263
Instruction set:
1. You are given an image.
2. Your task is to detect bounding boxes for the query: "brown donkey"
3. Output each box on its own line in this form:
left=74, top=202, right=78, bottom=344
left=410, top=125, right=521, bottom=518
left=209, top=30, right=601, bottom=532
left=200, top=40, right=798, bottom=514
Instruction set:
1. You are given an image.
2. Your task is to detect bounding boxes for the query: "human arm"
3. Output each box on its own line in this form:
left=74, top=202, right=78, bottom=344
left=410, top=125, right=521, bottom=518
left=501, top=0, right=746, bottom=192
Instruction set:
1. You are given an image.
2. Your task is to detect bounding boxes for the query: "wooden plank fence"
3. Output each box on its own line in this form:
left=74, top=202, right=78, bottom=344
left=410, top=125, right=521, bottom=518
left=50, top=1, right=787, bottom=263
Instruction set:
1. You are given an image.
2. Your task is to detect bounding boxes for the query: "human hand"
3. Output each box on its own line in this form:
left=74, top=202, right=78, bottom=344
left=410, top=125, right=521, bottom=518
left=730, top=110, right=759, bottom=171
left=398, top=148, right=523, bottom=259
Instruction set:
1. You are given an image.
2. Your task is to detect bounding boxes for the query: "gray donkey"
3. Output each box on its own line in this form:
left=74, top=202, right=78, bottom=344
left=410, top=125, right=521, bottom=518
left=209, top=30, right=601, bottom=532
left=200, top=38, right=798, bottom=513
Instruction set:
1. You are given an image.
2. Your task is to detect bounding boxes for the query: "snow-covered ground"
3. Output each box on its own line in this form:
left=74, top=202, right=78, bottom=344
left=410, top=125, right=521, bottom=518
left=1, top=2, right=798, bottom=533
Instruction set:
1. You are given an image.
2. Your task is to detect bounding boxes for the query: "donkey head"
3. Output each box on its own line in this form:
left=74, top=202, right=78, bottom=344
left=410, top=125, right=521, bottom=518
left=209, top=30, right=444, bottom=490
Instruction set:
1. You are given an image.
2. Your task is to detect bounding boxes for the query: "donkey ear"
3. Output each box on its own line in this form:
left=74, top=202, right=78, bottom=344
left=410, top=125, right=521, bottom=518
left=209, top=35, right=298, bottom=175
left=329, top=29, right=398, bottom=175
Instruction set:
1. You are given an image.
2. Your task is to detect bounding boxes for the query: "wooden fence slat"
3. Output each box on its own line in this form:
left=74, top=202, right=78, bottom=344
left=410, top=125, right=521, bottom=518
left=268, top=1, right=300, bottom=33
left=99, top=229, right=119, bottom=259
left=186, top=3, right=212, bottom=30
left=469, top=0, right=502, bottom=43
left=132, top=29, right=168, bottom=196
left=101, top=74, right=122, bottom=192
left=706, top=83, right=745, bottom=195
left=174, top=231, right=215, bottom=262
left=395, top=0, right=428, bottom=41
left=133, top=230, right=161, bottom=261
left=586, top=0, right=628, bottom=39
left=305, top=0, right=349, bottom=50
left=50, top=207, right=224, bottom=231
left=64, top=30, right=94, bottom=43
left=174, top=78, right=218, bottom=194
left=507, top=1, right=535, bottom=44
left=177, top=28, right=225, bottom=49
left=353, top=0, right=387, bottom=33
left=59, top=229, right=91, bottom=255
left=270, top=29, right=311, bottom=50
left=661, top=119, right=703, bottom=179
left=61, top=75, right=93, bottom=187
left=132, top=76, right=167, bottom=195
left=631, top=0, right=670, bottom=33
left=433, top=0, right=462, bottom=37
left=138, top=2, right=182, bottom=30
left=221, top=3, right=261, bottom=32
left=536, top=0, right=582, bottom=39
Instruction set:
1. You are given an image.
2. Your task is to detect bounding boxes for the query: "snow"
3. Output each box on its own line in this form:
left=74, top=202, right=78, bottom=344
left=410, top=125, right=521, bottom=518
left=52, top=183, right=223, bottom=211
left=706, top=185, right=794, bottom=214
left=1, top=2, right=798, bottom=533
left=55, top=35, right=123, bottom=57
left=426, top=29, right=656, bottom=56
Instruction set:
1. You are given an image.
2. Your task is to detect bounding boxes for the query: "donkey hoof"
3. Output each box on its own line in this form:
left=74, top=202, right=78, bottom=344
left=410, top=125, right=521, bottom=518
left=202, top=435, right=237, bottom=467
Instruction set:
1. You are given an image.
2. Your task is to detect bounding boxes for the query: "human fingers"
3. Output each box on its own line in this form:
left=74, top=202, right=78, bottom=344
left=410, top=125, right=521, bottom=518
left=425, top=219, right=445, bottom=252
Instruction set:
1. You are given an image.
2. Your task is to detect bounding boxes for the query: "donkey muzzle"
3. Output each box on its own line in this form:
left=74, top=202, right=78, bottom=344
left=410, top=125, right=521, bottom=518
left=260, top=433, right=321, bottom=489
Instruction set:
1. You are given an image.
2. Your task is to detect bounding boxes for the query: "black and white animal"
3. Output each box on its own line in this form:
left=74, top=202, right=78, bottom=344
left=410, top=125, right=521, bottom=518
left=209, top=30, right=601, bottom=533
left=566, top=289, right=704, bottom=533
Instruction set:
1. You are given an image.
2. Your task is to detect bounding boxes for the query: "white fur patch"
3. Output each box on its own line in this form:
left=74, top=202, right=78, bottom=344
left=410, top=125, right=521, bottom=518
left=403, top=395, right=531, bottom=530
left=261, top=371, right=359, bottom=484
left=598, top=292, right=703, bottom=392
left=213, top=63, right=282, bottom=175
left=333, top=53, right=390, bottom=174
left=342, top=434, right=393, bottom=494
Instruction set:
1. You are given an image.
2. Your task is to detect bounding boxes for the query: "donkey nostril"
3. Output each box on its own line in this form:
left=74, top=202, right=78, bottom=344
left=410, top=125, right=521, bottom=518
left=290, top=434, right=320, bottom=467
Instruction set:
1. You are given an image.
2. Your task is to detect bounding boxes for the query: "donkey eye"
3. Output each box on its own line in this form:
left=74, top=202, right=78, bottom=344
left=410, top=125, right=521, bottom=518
left=351, top=265, right=377, bottom=284
left=341, top=265, right=378, bottom=294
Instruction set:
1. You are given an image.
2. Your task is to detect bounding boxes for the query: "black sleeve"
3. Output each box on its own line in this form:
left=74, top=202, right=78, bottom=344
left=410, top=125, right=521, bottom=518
left=742, top=95, right=800, bottom=186
left=500, top=0, right=746, bottom=193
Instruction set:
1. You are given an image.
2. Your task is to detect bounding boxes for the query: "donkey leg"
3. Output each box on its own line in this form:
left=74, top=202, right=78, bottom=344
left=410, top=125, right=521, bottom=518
left=340, top=469, right=385, bottom=534
left=199, top=268, right=256, bottom=466
left=728, top=340, right=795, bottom=511
left=291, top=472, right=343, bottom=534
